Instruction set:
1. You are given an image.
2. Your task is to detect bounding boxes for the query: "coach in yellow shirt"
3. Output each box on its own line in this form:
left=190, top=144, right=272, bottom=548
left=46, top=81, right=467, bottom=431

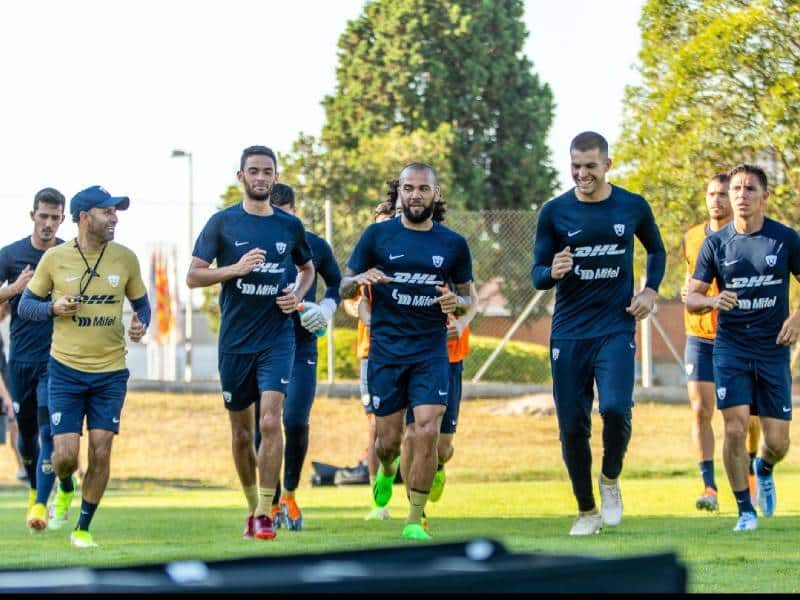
left=19, top=185, right=150, bottom=549
left=682, top=174, right=759, bottom=513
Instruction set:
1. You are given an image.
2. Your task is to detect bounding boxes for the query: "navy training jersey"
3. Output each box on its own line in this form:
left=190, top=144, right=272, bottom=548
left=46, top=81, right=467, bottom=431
left=693, top=217, right=800, bottom=360
left=0, top=236, right=64, bottom=361
left=347, top=218, right=473, bottom=363
left=286, top=231, right=342, bottom=345
left=532, top=185, right=665, bottom=340
left=193, top=203, right=312, bottom=354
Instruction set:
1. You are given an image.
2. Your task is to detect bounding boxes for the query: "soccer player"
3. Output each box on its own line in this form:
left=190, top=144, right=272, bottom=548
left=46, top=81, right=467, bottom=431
left=19, top=185, right=150, bottom=548
left=340, top=162, right=474, bottom=541
left=687, top=164, right=799, bottom=532
left=681, top=174, right=760, bottom=512
left=265, top=182, right=341, bottom=531
left=0, top=187, right=67, bottom=530
left=532, top=131, right=666, bottom=536
left=187, top=146, right=314, bottom=541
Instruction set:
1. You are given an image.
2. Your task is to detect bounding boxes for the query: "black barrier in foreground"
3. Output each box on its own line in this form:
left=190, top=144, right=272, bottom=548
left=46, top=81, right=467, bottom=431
left=0, top=539, right=686, bottom=593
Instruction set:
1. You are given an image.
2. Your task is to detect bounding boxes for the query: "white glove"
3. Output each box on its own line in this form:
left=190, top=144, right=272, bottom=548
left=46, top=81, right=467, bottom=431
left=300, top=298, right=336, bottom=333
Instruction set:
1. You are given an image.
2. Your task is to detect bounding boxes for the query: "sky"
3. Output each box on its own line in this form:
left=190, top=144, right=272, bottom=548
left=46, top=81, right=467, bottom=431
left=0, top=0, right=644, bottom=293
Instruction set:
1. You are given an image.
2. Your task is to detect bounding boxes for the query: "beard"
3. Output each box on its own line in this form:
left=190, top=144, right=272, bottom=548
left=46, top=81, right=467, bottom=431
left=402, top=202, right=433, bottom=223
left=244, top=180, right=271, bottom=202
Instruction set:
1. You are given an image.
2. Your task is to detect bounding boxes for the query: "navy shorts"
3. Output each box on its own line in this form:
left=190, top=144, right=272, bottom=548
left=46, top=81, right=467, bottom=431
left=283, top=339, right=318, bottom=428
left=368, top=357, right=449, bottom=418
left=550, top=333, right=636, bottom=436
left=407, top=361, right=463, bottom=433
left=219, top=339, right=295, bottom=412
left=684, top=336, right=715, bottom=382
left=713, top=353, right=792, bottom=420
left=8, top=359, right=50, bottom=427
left=48, top=358, right=129, bottom=435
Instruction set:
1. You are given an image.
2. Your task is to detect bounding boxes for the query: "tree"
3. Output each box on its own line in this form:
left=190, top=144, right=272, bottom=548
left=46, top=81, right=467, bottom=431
left=285, top=0, right=556, bottom=211
left=615, top=0, right=800, bottom=295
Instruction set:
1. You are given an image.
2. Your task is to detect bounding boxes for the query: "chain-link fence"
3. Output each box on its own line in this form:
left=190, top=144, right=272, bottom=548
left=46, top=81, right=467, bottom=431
left=303, top=207, right=553, bottom=385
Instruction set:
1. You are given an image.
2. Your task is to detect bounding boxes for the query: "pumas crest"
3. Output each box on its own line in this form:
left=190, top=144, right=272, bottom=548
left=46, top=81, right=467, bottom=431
left=765, top=255, right=777, bottom=267
left=107, top=274, right=120, bottom=288
left=717, top=387, right=727, bottom=400
left=432, top=255, right=444, bottom=267
left=276, top=242, right=286, bottom=255
left=614, top=224, right=625, bottom=237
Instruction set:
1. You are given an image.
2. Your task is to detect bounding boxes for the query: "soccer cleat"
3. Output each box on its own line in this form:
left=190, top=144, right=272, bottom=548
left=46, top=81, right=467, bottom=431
left=270, top=504, right=285, bottom=529
left=364, top=506, right=391, bottom=521
left=254, top=514, right=277, bottom=540
left=28, top=489, right=37, bottom=510
left=569, top=512, right=603, bottom=536
left=70, top=530, right=98, bottom=548
left=753, top=458, right=776, bottom=517
left=49, top=478, right=76, bottom=530
left=26, top=502, right=48, bottom=532
left=429, top=467, right=446, bottom=503
left=402, top=522, right=432, bottom=541
left=280, top=496, right=303, bottom=531
left=372, top=457, right=400, bottom=508
left=599, top=476, right=623, bottom=526
left=17, top=468, right=29, bottom=481
left=695, top=487, right=719, bottom=512
left=733, top=512, right=758, bottom=532
left=242, top=514, right=255, bottom=540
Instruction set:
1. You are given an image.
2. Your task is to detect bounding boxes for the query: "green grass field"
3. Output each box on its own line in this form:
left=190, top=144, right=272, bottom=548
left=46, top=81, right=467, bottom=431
left=1, top=395, right=799, bottom=592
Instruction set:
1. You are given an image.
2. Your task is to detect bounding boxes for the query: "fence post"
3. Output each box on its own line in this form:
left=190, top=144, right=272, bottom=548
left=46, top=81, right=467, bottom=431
left=325, top=198, right=335, bottom=385
left=471, top=289, right=549, bottom=384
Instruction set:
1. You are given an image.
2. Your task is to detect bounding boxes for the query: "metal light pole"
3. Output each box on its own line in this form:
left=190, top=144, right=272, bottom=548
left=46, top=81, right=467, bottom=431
left=171, top=149, right=194, bottom=382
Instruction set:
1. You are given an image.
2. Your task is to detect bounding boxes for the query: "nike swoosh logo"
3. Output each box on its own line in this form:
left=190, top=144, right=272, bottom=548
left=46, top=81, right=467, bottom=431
left=65, top=275, right=80, bottom=282
left=307, top=360, right=316, bottom=365
left=281, top=378, right=290, bottom=384
left=389, top=254, right=404, bottom=260
left=438, top=390, right=448, bottom=396
left=782, top=406, right=792, bottom=413
left=724, top=259, right=739, bottom=266
left=567, top=230, right=582, bottom=237
left=234, top=241, right=249, bottom=247
left=112, top=417, right=120, bottom=423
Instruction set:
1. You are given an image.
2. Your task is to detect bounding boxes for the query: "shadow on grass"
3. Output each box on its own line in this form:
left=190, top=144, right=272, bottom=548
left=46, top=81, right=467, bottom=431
left=108, top=478, right=228, bottom=491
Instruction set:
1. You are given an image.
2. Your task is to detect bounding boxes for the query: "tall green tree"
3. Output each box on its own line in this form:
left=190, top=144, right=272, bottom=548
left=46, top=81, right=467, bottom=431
left=285, top=0, right=556, bottom=211
left=616, top=0, right=800, bottom=295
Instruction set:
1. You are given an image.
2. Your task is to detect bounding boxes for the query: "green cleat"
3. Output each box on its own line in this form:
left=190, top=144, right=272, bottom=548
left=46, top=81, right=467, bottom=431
left=49, top=477, right=76, bottom=531
left=429, top=467, right=446, bottom=503
left=402, top=523, right=432, bottom=541
left=70, top=530, right=98, bottom=548
left=372, top=457, right=400, bottom=508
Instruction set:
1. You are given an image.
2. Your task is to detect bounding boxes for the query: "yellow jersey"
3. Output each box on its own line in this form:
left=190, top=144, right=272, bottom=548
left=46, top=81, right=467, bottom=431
left=683, top=223, right=719, bottom=340
left=28, top=240, right=147, bottom=372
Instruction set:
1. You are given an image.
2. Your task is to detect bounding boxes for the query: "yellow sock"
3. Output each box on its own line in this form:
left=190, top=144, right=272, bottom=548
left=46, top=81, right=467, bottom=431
left=243, top=484, right=258, bottom=514
left=407, top=489, right=429, bottom=524
left=255, top=487, right=276, bottom=517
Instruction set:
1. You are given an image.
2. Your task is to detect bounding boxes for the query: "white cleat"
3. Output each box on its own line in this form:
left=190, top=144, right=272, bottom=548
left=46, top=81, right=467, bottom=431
left=364, top=506, right=391, bottom=521
left=569, top=512, right=603, bottom=536
left=733, top=512, right=758, bottom=532
left=599, top=476, right=623, bottom=526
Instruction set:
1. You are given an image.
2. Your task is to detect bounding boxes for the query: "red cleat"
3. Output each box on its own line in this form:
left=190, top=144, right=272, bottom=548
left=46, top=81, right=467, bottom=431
left=254, top=514, right=277, bottom=540
left=243, top=514, right=255, bottom=540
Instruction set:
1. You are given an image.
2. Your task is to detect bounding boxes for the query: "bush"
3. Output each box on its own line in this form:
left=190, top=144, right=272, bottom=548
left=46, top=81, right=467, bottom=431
left=316, top=329, right=550, bottom=384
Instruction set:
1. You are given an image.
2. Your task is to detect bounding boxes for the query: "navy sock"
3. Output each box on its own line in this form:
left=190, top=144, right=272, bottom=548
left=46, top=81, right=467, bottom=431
left=436, top=463, right=444, bottom=471
left=733, top=489, right=755, bottom=516
left=34, top=424, right=56, bottom=505
left=748, top=453, right=757, bottom=474
left=283, top=425, right=309, bottom=492
left=272, top=481, right=281, bottom=506
left=699, top=460, right=716, bottom=490
left=60, top=476, right=75, bottom=493
left=756, top=458, right=773, bottom=477
left=76, top=499, right=98, bottom=531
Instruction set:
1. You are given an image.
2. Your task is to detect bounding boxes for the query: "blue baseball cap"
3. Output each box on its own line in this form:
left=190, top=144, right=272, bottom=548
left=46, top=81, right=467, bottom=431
left=70, top=186, right=130, bottom=223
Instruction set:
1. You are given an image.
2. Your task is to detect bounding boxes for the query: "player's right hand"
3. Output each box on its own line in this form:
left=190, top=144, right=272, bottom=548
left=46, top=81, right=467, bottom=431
left=712, top=291, right=738, bottom=311
left=13, top=265, right=33, bottom=294
left=680, top=284, right=689, bottom=303
left=233, top=248, right=266, bottom=276
left=356, top=268, right=392, bottom=286
left=550, top=246, right=573, bottom=280
left=52, top=295, right=80, bottom=317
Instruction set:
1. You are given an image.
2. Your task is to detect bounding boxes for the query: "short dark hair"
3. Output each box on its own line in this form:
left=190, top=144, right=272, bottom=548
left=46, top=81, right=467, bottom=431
left=432, top=198, right=447, bottom=223
left=270, top=182, right=295, bottom=208
left=709, top=173, right=730, bottom=186
left=240, top=145, right=278, bottom=171
left=729, top=164, right=768, bottom=192
left=33, top=187, right=65, bottom=212
left=570, top=131, right=609, bottom=156
left=373, top=200, right=395, bottom=220
left=386, top=179, right=400, bottom=204
left=399, top=162, right=438, bottom=185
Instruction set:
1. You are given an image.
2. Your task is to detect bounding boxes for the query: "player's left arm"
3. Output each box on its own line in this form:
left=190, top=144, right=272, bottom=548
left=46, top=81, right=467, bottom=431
left=124, top=254, right=151, bottom=343
left=447, top=281, right=479, bottom=339
left=627, top=201, right=666, bottom=320
left=435, top=237, right=474, bottom=315
left=776, top=232, right=800, bottom=346
left=277, top=223, right=316, bottom=314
